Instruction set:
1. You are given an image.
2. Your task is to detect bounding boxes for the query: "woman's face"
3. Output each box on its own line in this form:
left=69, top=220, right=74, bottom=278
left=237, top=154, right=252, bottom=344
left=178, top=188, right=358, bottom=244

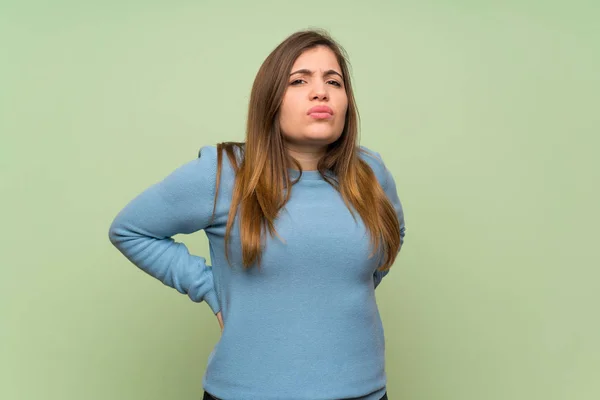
left=279, top=45, right=348, bottom=149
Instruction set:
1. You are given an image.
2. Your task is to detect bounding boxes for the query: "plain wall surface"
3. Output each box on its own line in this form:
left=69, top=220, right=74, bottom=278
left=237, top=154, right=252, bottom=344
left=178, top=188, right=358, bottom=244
left=2, top=1, right=598, bottom=399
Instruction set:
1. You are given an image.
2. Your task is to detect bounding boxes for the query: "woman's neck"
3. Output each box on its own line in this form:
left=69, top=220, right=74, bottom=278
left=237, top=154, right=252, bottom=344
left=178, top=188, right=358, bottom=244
left=284, top=143, right=326, bottom=171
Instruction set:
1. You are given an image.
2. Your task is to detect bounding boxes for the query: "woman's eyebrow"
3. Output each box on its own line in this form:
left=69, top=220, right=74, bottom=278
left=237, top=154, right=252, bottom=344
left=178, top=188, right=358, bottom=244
left=289, top=69, right=343, bottom=79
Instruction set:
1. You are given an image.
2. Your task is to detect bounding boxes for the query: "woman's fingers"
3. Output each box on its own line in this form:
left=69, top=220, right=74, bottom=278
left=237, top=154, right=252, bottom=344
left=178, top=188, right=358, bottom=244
left=216, top=311, right=224, bottom=331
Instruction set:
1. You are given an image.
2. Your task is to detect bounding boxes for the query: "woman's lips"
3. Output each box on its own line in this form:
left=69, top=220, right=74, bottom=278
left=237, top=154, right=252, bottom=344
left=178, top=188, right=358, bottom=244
left=309, top=112, right=333, bottom=119
left=307, top=105, right=333, bottom=119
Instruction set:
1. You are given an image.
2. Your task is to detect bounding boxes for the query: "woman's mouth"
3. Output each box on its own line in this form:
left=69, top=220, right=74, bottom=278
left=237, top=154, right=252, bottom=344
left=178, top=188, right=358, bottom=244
left=307, top=105, right=334, bottom=120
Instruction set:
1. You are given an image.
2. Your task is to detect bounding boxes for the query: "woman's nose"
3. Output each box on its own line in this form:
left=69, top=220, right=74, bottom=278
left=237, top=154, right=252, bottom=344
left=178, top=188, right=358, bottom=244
left=311, top=87, right=328, bottom=101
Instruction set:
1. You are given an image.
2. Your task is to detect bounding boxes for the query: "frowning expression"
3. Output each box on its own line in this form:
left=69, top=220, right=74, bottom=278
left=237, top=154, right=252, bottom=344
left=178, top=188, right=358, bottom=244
left=279, top=45, right=348, bottom=147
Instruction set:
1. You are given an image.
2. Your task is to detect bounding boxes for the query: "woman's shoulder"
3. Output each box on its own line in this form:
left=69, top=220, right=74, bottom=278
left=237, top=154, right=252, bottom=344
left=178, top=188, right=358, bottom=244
left=198, top=144, right=218, bottom=158
left=357, top=144, right=383, bottom=163
left=199, top=142, right=245, bottom=162
left=196, top=142, right=244, bottom=190
left=357, top=145, right=389, bottom=186
left=197, top=142, right=245, bottom=165
left=164, top=143, right=233, bottom=188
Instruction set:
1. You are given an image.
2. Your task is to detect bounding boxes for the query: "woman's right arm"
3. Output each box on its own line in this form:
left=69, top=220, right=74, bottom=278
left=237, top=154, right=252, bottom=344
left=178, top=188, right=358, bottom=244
left=108, top=146, right=221, bottom=315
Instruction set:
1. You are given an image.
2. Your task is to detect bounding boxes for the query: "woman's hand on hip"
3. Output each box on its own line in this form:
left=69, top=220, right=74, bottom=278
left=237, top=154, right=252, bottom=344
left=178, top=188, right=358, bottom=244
left=216, top=311, right=224, bottom=332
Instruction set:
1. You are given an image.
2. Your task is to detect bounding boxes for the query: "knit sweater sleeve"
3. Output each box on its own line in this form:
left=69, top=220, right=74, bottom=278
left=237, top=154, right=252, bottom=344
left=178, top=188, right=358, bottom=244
left=365, top=149, right=407, bottom=289
left=108, top=146, right=221, bottom=314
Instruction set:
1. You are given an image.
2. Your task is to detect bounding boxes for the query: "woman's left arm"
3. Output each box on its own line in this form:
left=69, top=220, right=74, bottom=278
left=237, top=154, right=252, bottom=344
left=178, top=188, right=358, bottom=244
left=372, top=152, right=406, bottom=289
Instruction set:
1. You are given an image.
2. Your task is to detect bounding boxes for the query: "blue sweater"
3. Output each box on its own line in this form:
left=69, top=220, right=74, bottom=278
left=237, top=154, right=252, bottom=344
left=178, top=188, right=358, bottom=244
left=108, top=144, right=406, bottom=400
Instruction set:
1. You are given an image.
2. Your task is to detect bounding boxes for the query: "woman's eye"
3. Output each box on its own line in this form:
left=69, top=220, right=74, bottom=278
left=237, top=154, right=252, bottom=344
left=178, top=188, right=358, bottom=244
left=289, top=79, right=342, bottom=87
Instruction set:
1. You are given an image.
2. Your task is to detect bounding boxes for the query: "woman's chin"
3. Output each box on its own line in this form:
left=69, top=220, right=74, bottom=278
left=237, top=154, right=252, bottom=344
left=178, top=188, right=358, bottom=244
left=300, top=130, right=342, bottom=143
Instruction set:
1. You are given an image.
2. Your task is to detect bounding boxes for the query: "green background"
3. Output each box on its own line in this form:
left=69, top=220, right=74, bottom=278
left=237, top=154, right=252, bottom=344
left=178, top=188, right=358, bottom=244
left=2, top=1, right=598, bottom=399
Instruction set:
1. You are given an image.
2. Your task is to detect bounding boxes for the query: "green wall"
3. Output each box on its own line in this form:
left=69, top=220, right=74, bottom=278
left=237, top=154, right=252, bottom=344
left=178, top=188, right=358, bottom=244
left=2, top=1, right=598, bottom=399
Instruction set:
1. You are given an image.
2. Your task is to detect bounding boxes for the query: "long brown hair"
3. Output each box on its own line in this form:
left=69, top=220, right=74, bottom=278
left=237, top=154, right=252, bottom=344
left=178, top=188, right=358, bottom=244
left=211, top=29, right=401, bottom=272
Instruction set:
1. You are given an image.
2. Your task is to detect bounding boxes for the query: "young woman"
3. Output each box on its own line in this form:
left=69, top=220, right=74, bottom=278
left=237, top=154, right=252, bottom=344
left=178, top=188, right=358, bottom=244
left=109, top=28, right=406, bottom=400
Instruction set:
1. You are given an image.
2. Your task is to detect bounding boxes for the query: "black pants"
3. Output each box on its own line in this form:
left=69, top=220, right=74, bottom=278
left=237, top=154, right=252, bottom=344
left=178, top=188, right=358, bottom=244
left=203, top=391, right=388, bottom=400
